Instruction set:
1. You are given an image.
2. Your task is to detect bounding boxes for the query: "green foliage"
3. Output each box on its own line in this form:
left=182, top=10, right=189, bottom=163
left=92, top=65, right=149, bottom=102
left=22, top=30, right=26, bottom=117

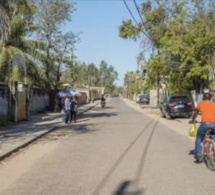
left=29, top=0, right=77, bottom=90
left=118, top=20, right=140, bottom=41
left=124, top=71, right=136, bottom=96
left=61, top=60, right=118, bottom=94
left=119, top=0, right=215, bottom=94
left=100, top=60, right=118, bottom=93
left=92, top=88, right=98, bottom=92
left=0, top=1, right=50, bottom=88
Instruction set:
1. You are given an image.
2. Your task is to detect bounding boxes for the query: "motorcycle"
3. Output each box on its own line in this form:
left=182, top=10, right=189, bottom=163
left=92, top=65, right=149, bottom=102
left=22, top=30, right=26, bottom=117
left=101, top=100, right=106, bottom=108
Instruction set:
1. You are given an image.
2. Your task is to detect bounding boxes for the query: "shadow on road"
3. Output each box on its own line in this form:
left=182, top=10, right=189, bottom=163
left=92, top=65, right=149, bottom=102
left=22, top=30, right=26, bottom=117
left=113, top=181, right=144, bottom=195
left=103, top=106, right=115, bottom=110
left=36, top=123, right=99, bottom=143
left=91, top=115, right=159, bottom=195
left=0, top=117, right=64, bottom=144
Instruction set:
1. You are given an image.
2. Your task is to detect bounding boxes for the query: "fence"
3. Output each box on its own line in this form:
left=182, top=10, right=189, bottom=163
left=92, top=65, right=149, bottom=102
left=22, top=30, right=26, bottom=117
left=0, top=84, right=9, bottom=118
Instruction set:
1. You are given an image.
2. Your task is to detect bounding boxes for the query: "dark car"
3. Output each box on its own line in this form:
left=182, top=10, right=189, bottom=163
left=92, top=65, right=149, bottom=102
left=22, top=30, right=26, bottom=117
left=139, top=95, right=149, bottom=104
left=160, top=95, right=193, bottom=119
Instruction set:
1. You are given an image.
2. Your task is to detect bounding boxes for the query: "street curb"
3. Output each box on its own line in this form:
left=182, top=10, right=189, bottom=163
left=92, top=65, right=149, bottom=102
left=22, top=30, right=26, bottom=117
left=0, top=127, right=58, bottom=162
left=0, top=101, right=100, bottom=162
left=123, top=98, right=160, bottom=114
left=77, top=102, right=100, bottom=116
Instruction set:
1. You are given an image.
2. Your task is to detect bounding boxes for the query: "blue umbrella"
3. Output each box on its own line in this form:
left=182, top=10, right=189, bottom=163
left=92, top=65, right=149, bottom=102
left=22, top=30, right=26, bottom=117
left=57, top=89, right=73, bottom=97
left=70, top=89, right=81, bottom=96
left=57, top=89, right=81, bottom=97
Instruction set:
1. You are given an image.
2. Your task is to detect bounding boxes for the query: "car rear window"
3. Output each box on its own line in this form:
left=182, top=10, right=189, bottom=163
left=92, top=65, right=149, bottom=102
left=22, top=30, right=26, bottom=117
left=170, top=96, right=190, bottom=103
left=141, top=95, right=148, bottom=98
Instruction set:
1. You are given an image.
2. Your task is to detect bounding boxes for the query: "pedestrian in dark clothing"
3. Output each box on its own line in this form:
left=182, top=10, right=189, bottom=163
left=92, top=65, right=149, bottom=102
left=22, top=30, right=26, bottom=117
left=92, top=95, right=95, bottom=103
left=70, top=96, right=78, bottom=123
left=58, top=97, right=62, bottom=111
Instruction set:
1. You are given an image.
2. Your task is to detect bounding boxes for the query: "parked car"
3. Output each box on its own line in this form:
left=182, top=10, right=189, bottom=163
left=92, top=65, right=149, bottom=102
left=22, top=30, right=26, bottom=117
left=160, top=95, right=193, bottom=119
left=136, top=94, right=143, bottom=103
left=139, top=95, right=149, bottom=104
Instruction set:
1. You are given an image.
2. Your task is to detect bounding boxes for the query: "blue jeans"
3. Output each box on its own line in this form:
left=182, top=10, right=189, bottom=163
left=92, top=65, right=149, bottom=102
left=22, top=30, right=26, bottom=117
left=196, top=123, right=215, bottom=155
left=65, top=111, right=69, bottom=124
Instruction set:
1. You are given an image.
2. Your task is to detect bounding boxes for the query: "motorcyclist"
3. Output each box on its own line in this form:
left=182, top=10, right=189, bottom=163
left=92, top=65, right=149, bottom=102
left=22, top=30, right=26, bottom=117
left=101, top=95, right=106, bottom=102
left=189, top=93, right=215, bottom=163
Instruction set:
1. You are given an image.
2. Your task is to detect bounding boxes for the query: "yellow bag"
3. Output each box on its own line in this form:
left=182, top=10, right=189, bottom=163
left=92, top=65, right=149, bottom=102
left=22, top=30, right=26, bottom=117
left=189, top=123, right=198, bottom=137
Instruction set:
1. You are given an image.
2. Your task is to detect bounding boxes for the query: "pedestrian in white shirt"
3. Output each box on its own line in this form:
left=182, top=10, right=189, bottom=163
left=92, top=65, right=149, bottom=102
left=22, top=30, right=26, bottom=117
left=64, top=95, right=70, bottom=124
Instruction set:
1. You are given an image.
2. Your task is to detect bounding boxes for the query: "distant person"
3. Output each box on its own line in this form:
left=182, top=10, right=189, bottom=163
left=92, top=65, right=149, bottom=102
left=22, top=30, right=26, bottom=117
left=70, top=96, right=78, bottom=123
left=58, top=97, right=62, bottom=112
left=101, top=95, right=106, bottom=108
left=101, top=95, right=106, bottom=102
left=64, top=95, right=70, bottom=125
left=92, top=95, right=95, bottom=103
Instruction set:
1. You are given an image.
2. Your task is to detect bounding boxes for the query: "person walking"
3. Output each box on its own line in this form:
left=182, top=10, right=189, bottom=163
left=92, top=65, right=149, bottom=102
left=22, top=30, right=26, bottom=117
left=70, top=96, right=78, bottom=123
left=64, top=95, right=70, bottom=125
left=92, top=95, right=95, bottom=103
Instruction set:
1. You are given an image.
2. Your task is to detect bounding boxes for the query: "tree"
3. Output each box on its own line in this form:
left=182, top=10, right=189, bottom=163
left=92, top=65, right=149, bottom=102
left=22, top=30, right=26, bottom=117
left=0, top=0, right=48, bottom=87
left=30, top=0, right=77, bottom=88
left=0, top=0, right=32, bottom=46
left=115, top=86, right=123, bottom=95
left=99, top=60, right=118, bottom=93
left=119, top=0, right=169, bottom=106
left=119, top=0, right=215, bottom=99
left=124, top=71, right=136, bottom=98
left=87, top=63, right=100, bottom=87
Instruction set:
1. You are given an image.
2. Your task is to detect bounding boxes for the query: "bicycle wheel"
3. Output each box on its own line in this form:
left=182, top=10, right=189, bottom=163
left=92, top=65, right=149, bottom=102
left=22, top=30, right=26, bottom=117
left=206, top=140, right=215, bottom=171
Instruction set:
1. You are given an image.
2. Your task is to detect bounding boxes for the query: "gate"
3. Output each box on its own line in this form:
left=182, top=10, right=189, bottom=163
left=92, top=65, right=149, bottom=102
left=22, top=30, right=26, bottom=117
left=17, top=83, right=26, bottom=121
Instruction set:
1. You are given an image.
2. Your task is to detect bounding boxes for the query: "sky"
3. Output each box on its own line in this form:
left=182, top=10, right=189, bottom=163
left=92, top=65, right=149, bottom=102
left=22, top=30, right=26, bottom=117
left=65, top=0, right=146, bottom=86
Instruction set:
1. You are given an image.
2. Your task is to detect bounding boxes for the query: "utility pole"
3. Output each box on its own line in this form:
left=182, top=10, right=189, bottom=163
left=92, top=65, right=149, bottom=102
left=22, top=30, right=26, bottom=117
left=88, top=76, right=91, bottom=103
left=157, top=71, right=160, bottom=108
left=71, top=48, right=74, bottom=89
left=127, top=81, right=130, bottom=98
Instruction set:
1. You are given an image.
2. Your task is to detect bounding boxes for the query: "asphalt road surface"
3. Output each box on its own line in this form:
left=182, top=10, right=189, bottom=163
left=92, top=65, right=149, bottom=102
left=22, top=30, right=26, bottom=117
left=0, top=98, right=215, bottom=195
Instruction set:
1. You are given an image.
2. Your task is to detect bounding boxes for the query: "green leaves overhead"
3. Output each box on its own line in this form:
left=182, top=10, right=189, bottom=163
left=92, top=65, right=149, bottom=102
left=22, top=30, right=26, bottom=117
left=0, top=0, right=77, bottom=90
left=120, top=0, right=215, bottom=94
left=118, top=20, right=140, bottom=41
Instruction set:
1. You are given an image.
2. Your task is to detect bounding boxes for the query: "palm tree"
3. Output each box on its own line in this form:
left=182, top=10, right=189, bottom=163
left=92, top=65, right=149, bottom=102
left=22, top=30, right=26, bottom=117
left=0, top=1, right=10, bottom=46
left=0, top=0, right=49, bottom=88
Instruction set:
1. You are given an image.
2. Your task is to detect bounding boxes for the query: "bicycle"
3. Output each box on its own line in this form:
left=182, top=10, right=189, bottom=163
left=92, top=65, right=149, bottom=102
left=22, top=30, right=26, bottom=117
left=195, top=122, right=215, bottom=171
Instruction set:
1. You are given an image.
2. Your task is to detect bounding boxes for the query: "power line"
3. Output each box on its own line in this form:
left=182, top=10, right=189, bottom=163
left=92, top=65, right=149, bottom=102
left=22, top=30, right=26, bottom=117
left=133, top=0, right=145, bottom=26
left=133, top=0, right=151, bottom=41
left=123, top=0, right=151, bottom=41
left=123, top=0, right=139, bottom=26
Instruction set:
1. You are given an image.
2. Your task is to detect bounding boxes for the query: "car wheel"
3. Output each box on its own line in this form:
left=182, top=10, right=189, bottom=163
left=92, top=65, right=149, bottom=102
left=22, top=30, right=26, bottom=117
left=166, top=113, right=172, bottom=120
left=187, top=114, right=191, bottom=118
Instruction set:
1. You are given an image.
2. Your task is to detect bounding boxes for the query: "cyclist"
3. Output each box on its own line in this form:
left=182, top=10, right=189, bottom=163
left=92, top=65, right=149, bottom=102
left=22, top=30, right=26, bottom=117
left=189, top=93, right=215, bottom=162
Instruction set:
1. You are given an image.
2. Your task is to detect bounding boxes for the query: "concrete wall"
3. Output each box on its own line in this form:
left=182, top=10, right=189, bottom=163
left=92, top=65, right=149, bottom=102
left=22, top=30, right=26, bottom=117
left=77, top=92, right=87, bottom=105
left=76, top=88, right=90, bottom=103
left=149, top=90, right=157, bottom=106
left=29, top=88, right=49, bottom=114
left=77, top=87, right=105, bottom=103
left=150, top=89, right=168, bottom=106
left=0, top=84, right=9, bottom=118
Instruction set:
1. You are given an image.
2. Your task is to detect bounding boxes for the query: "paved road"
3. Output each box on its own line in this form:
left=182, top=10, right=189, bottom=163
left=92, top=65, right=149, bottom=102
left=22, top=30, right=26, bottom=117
left=0, top=98, right=214, bottom=195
